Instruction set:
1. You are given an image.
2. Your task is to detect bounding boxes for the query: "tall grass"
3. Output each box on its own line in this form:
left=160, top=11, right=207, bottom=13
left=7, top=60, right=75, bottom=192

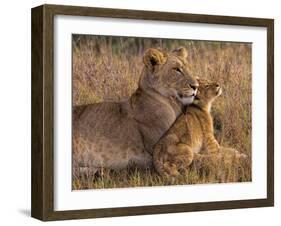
left=72, top=35, right=252, bottom=189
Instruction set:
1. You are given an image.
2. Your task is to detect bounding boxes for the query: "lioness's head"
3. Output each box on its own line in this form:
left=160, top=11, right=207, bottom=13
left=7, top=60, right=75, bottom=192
left=193, top=78, right=222, bottom=109
left=140, top=47, right=198, bottom=105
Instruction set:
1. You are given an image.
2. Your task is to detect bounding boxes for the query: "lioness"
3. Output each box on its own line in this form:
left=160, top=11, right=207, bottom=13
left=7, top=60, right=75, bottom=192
left=73, top=47, right=198, bottom=174
left=153, top=78, right=246, bottom=179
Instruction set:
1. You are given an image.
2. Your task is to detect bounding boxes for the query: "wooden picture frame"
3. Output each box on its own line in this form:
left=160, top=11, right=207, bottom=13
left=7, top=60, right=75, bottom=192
left=31, top=4, right=274, bottom=221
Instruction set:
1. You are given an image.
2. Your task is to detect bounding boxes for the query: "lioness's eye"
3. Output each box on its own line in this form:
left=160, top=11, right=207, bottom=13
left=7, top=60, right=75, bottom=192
left=174, top=68, right=182, bottom=74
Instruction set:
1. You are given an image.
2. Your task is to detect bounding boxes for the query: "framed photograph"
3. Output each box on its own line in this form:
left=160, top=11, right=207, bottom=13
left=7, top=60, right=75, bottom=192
left=31, top=4, right=274, bottom=221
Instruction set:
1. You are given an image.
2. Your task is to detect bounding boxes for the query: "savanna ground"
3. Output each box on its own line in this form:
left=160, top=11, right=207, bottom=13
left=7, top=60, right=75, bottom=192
left=72, top=35, right=252, bottom=190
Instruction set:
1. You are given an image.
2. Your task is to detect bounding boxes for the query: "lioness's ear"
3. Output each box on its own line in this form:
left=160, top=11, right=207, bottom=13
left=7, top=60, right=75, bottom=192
left=172, top=47, right=188, bottom=59
left=143, top=48, right=166, bottom=72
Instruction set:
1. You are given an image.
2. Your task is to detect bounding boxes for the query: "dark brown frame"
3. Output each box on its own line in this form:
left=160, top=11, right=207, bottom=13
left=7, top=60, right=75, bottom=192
left=31, top=4, right=274, bottom=221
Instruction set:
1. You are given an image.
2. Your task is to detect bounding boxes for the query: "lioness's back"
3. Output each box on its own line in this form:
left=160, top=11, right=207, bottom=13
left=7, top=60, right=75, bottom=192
left=73, top=101, right=138, bottom=142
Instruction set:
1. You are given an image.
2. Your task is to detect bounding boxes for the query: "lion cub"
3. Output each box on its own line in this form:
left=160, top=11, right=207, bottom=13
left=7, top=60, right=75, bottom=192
left=153, top=78, right=222, bottom=178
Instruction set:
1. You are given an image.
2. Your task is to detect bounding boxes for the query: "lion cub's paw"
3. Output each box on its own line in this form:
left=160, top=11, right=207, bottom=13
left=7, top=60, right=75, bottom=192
left=160, top=143, right=193, bottom=179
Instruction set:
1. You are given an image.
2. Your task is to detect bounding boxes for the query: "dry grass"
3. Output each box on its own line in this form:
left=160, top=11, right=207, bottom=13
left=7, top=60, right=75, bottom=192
left=72, top=35, right=252, bottom=189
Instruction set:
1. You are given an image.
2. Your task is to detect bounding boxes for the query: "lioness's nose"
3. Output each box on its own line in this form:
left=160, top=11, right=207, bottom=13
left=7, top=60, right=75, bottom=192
left=190, top=84, right=198, bottom=91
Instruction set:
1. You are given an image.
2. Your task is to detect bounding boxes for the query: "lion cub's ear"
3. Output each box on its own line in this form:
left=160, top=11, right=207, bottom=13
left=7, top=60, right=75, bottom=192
left=143, top=48, right=167, bottom=72
left=172, top=47, right=188, bottom=59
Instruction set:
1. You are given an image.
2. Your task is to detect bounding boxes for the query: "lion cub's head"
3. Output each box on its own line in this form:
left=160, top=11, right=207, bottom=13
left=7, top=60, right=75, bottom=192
left=140, top=47, right=198, bottom=105
left=193, top=78, right=222, bottom=111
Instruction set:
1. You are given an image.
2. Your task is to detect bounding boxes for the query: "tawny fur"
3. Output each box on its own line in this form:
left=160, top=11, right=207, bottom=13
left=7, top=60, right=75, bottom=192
left=73, top=47, right=198, bottom=174
left=153, top=78, right=246, bottom=179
